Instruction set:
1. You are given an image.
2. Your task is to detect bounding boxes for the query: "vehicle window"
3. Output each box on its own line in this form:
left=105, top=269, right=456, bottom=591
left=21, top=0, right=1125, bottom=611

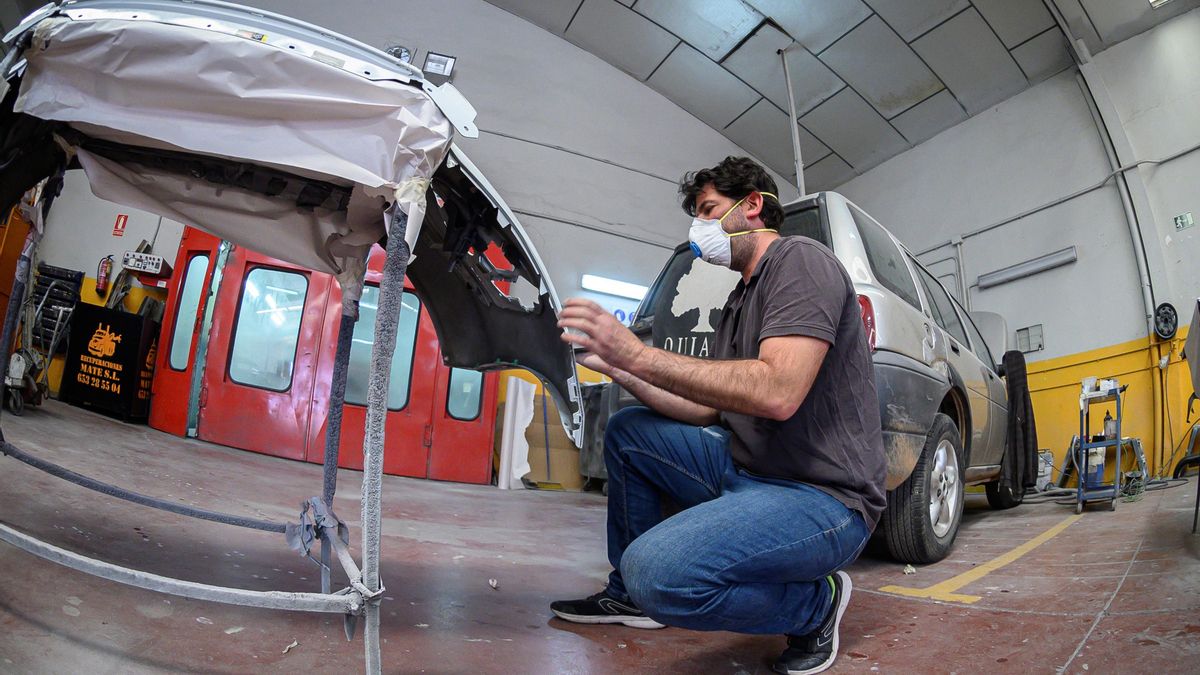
left=634, top=249, right=695, bottom=324
left=446, top=367, right=483, bottom=421
left=345, top=286, right=420, bottom=410
left=169, top=254, right=209, bottom=371
left=960, top=304, right=996, bottom=370
left=779, top=206, right=828, bottom=247
left=848, top=206, right=921, bottom=310
left=913, top=263, right=970, bottom=346
left=228, top=267, right=307, bottom=391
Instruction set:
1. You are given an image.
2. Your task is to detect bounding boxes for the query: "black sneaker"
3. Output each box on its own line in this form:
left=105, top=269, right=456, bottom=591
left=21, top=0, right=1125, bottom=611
left=550, top=590, right=665, bottom=629
left=773, top=571, right=852, bottom=675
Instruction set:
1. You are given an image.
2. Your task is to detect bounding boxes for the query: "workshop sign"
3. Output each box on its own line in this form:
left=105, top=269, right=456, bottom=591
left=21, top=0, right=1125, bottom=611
left=61, top=303, right=159, bottom=421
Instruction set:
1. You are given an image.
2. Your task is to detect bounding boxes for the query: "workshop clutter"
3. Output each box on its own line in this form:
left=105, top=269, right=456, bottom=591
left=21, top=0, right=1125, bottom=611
left=495, top=389, right=586, bottom=491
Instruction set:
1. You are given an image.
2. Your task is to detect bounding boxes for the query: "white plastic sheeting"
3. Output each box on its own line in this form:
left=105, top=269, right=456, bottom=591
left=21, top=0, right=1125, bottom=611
left=13, top=15, right=455, bottom=284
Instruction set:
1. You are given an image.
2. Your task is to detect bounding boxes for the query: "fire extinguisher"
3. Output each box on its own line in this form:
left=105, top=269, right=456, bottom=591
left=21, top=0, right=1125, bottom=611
left=96, top=255, right=114, bottom=297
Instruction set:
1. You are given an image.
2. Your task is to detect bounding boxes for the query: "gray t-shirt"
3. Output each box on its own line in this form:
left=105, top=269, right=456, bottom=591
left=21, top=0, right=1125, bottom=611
left=713, top=236, right=887, bottom=530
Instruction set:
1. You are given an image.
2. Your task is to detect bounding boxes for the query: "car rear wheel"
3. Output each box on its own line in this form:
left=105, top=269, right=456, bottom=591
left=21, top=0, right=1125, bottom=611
left=985, top=481, right=1024, bottom=509
left=883, top=413, right=965, bottom=564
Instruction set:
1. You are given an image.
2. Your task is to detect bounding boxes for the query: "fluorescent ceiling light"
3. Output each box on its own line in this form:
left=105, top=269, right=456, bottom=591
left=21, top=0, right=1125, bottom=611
left=976, top=246, right=1077, bottom=290
left=581, top=274, right=648, bottom=301
left=1149, top=0, right=1173, bottom=8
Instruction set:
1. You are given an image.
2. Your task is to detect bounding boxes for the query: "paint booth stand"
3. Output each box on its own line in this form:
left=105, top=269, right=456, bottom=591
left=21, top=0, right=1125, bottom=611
left=0, top=7, right=484, bottom=673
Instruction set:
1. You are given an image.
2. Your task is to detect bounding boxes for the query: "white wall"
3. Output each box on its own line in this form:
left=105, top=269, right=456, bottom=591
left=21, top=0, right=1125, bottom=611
left=40, top=174, right=185, bottom=280
left=834, top=9, right=1200, bottom=361
left=1095, top=9, right=1200, bottom=318
left=35, top=0, right=796, bottom=309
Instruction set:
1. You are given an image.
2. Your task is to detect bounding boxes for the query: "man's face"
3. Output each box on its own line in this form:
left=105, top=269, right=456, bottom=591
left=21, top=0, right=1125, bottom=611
left=693, top=183, right=756, bottom=271
left=693, top=184, right=741, bottom=234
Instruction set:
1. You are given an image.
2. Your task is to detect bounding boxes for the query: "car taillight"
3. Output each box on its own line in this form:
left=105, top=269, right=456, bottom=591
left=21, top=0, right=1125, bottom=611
left=857, top=294, right=877, bottom=353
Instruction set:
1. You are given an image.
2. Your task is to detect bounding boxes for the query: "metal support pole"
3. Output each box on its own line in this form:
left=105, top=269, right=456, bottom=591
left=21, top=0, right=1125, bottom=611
left=951, top=238, right=969, bottom=310
left=320, top=309, right=358, bottom=594
left=0, top=231, right=37, bottom=423
left=778, top=45, right=806, bottom=196
left=362, top=208, right=412, bottom=673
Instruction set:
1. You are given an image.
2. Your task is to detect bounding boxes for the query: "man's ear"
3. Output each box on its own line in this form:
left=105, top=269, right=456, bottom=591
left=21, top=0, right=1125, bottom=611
left=743, top=191, right=765, bottom=222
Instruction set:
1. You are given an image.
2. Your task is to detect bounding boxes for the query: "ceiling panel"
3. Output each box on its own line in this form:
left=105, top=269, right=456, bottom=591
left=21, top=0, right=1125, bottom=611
left=1011, top=28, right=1073, bottom=82
left=972, top=0, right=1055, bottom=48
left=723, top=99, right=822, bottom=178
left=913, top=9, right=1027, bottom=114
left=633, top=0, right=763, bottom=61
left=646, top=43, right=761, bottom=128
left=819, top=15, right=943, bottom=119
left=868, top=0, right=969, bottom=42
left=565, top=0, right=678, bottom=80
left=744, top=0, right=872, bottom=53
left=890, top=89, right=966, bottom=144
left=722, top=24, right=844, bottom=115
left=802, top=154, right=856, bottom=192
left=800, top=89, right=908, bottom=169
left=484, top=0, right=581, bottom=33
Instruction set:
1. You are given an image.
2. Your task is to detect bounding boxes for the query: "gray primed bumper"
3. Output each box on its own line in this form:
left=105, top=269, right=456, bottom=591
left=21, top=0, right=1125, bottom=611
left=873, top=350, right=948, bottom=490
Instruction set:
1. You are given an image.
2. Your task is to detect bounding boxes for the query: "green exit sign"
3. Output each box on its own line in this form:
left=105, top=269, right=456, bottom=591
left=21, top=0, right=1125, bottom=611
left=1175, top=212, right=1194, bottom=231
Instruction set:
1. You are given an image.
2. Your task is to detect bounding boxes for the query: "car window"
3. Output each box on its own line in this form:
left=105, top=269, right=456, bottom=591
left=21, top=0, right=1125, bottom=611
left=913, top=262, right=970, bottom=346
left=778, top=206, right=828, bottom=247
left=959, top=302, right=997, bottom=370
left=635, top=248, right=697, bottom=324
left=848, top=205, right=921, bottom=311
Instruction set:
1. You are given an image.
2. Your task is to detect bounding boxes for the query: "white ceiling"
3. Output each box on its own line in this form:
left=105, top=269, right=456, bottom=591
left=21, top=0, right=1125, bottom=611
left=485, top=0, right=1198, bottom=191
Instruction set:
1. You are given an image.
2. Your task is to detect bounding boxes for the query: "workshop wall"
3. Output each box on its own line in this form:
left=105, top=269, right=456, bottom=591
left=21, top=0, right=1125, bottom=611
left=834, top=9, right=1200, bottom=477
left=835, top=9, right=1198, bottom=361
left=37, top=174, right=180, bottom=394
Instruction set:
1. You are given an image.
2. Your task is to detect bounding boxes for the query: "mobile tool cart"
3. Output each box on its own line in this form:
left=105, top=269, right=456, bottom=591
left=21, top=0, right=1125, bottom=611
left=1074, top=383, right=1126, bottom=513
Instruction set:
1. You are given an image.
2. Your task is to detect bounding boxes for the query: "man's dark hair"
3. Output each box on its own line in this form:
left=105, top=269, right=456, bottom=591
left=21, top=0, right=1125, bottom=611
left=679, top=156, right=784, bottom=230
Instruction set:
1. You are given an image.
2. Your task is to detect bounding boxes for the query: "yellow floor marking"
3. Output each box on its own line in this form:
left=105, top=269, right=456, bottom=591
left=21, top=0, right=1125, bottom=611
left=879, top=514, right=1083, bottom=604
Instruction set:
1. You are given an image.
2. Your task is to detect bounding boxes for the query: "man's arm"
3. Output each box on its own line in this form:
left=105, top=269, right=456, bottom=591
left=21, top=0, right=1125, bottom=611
left=560, top=301, right=828, bottom=421
left=628, top=336, right=827, bottom=421
left=578, top=352, right=718, bottom=426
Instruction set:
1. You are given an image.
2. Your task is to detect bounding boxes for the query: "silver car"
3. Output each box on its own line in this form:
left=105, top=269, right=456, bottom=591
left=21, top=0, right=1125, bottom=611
left=586, top=191, right=1020, bottom=564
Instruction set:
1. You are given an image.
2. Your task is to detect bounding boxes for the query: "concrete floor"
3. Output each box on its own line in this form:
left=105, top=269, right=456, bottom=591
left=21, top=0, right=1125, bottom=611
left=0, top=401, right=1197, bottom=674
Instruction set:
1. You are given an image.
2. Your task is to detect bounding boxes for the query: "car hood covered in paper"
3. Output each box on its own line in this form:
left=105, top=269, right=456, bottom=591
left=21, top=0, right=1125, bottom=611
left=0, top=0, right=582, bottom=442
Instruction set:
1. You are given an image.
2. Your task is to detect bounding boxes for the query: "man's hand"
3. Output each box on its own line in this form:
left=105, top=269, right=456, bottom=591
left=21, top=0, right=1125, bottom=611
left=575, top=350, right=615, bottom=376
left=557, top=299, right=647, bottom=370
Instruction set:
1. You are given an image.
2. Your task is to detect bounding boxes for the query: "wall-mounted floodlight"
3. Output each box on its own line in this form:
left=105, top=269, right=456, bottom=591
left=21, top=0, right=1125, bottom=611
left=423, top=52, right=456, bottom=77
left=976, top=246, right=1077, bottom=290
left=581, top=274, right=648, bottom=301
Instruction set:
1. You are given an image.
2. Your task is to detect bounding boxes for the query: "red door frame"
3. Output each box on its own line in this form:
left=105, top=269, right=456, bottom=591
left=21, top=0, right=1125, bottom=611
left=148, top=228, right=221, bottom=436
left=306, top=245, right=441, bottom=477
left=150, top=233, right=499, bottom=484
left=195, top=246, right=331, bottom=462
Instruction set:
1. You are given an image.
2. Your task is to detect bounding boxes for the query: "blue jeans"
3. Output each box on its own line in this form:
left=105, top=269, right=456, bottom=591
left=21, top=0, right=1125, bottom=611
left=604, top=407, right=870, bottom=636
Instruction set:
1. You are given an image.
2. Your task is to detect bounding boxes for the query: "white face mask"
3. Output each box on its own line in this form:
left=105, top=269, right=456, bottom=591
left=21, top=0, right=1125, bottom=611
left=688, top=193, right=778, bottom=267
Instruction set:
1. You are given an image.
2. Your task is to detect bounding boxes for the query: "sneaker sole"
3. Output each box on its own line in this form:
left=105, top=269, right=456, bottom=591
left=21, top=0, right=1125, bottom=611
left=784, top=570, right=852, bottom=675
left=551, top=609, right=665, bottom=630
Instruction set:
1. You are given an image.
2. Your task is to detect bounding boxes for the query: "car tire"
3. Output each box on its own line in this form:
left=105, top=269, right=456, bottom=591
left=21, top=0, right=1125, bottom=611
left=984, top=481, right=1024, bottom=509
left=883, top=413, right=965, bottom=564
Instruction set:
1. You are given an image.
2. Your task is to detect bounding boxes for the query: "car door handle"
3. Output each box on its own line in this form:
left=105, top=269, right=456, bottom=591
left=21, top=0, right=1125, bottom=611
left=950, top=342, right=960, bottom=354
